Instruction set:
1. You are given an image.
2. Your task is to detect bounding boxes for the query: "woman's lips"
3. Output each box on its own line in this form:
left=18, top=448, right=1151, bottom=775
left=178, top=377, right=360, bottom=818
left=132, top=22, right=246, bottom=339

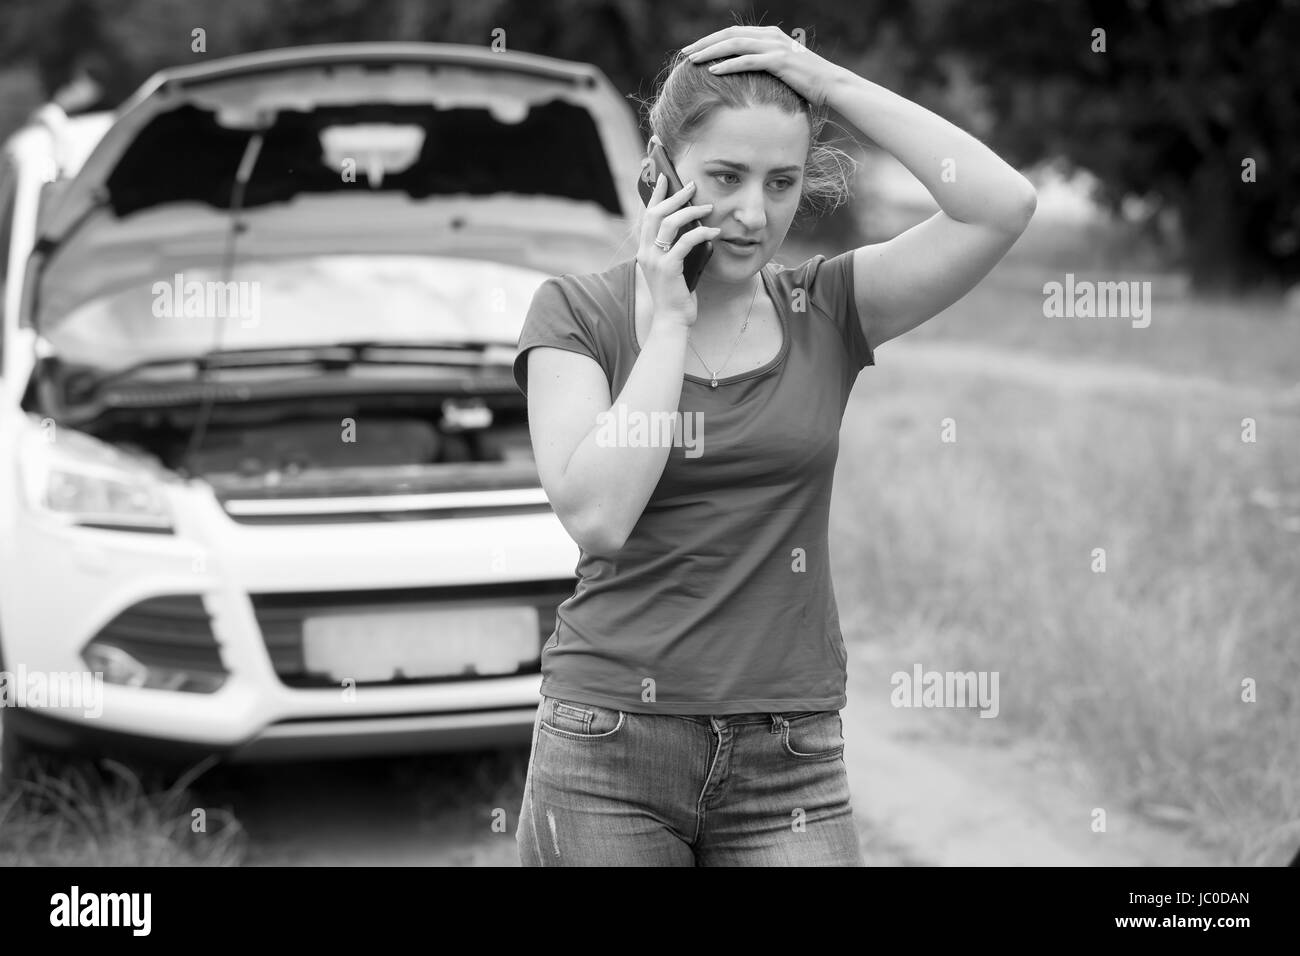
left=720, top=238, right=760, bottom=254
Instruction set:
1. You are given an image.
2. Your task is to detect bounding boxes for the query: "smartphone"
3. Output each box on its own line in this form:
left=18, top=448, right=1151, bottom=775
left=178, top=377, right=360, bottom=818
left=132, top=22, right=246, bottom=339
left=638, top=135, right=713, bottom=291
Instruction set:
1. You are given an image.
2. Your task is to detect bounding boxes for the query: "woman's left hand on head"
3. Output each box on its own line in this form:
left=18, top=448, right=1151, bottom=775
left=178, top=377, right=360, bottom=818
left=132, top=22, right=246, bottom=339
left=681, top=25, right=843, bottom=108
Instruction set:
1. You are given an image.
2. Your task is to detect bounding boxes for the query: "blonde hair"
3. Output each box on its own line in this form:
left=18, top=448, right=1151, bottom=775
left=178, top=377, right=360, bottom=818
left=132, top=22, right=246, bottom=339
left=630, top=48, right=858, bottom=229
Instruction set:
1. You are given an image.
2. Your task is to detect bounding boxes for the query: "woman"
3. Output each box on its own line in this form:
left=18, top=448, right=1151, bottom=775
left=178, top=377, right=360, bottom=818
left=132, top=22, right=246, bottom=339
left=511, top=25, right=1036, bottom=866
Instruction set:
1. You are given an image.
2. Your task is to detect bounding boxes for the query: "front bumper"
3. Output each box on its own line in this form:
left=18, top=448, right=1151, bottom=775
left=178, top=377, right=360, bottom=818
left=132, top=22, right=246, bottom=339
left=0, top=474, right=578, bottom=760
left=8, top=696, right=541, bottom=764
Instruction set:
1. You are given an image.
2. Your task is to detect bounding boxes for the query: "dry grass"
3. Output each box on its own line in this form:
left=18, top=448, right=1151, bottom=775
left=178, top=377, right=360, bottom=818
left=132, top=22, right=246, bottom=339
left=0, top=754, right=246, bottom=866
left=829, top=263, right=1300, bottom=866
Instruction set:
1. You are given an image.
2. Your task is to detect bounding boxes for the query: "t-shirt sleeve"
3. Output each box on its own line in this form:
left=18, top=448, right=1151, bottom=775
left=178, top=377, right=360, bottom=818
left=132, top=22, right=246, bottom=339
left=805, top=250, right=874, bottom=372
left=512, top=276, right=603, bottom=398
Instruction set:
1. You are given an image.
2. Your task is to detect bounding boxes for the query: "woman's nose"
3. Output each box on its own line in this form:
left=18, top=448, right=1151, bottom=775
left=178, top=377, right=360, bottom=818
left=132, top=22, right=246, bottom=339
left=733, top=186, right=767, bottom=231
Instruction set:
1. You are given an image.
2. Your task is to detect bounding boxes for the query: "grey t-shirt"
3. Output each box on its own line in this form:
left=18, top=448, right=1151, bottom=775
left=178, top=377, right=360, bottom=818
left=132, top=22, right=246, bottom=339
left=513, top=251, right=874, bottom=714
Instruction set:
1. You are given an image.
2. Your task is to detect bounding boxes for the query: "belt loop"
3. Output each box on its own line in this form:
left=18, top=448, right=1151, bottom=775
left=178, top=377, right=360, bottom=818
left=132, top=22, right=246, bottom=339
left=770, top=713, right=783, bottom=734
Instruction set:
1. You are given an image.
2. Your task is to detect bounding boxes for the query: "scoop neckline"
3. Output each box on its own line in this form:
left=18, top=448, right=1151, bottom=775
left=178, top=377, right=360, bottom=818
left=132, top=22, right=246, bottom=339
left=627, top=258, right=789, bottom=388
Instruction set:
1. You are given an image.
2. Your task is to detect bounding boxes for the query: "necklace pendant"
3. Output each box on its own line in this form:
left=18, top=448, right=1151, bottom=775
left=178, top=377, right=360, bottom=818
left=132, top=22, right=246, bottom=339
left=710, top=377, right=718, bottom=388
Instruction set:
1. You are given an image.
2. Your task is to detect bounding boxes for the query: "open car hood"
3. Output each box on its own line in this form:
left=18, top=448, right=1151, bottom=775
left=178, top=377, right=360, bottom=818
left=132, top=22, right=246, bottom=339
left=32, top=43, right=645, bottom=331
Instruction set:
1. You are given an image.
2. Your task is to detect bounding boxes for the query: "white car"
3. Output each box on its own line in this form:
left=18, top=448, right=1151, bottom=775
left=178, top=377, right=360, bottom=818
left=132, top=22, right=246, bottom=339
left=0, top=43, right=644, bottom=785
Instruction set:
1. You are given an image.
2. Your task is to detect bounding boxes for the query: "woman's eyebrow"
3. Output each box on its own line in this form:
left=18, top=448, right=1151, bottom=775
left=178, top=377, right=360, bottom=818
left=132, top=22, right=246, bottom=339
left=705, top=159, right=803, bottom=174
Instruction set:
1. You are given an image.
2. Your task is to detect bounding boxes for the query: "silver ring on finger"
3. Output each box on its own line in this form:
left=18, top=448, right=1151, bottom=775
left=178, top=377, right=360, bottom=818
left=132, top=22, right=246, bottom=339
left=653, top=237, right=672, bottom=252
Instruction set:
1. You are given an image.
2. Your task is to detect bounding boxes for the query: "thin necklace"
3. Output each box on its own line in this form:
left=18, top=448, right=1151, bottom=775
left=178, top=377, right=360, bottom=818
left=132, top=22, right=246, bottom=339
left=688, top=275, right=761, bottom=388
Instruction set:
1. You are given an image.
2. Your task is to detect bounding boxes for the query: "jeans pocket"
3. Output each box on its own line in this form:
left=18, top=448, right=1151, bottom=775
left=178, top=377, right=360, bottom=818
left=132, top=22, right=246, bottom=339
left=781, top=711, right=845, bottom=760
left=539, top=696, right=626, bottom=741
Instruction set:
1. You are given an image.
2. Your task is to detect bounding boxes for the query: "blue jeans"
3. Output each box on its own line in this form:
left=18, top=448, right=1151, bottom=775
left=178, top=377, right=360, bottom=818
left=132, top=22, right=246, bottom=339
left=516, top=695, right=863, bottom=866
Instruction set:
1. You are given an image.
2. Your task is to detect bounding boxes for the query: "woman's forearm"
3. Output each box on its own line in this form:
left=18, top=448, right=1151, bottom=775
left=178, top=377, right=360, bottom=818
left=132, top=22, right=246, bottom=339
left=824, top=67, right=1036, bottom=231
left=559, top=320, right=690, bottom=555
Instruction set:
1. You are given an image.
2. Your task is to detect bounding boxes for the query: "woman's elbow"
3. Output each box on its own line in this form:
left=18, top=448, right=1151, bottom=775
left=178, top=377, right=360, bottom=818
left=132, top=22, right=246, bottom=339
left=1005, top=178, right=1037, bottom=232
left=579, top=519, right=629, bottom=557
left=559, top=502, right=628, bottom=557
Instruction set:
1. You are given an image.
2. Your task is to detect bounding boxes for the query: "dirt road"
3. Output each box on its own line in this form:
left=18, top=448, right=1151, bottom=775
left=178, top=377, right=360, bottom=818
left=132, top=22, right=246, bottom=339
left=186, top=637, right=1223, bottom=866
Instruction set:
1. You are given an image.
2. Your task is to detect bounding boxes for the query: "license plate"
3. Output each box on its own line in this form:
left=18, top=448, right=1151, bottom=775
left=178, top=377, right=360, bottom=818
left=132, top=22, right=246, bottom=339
left=302, top=606, right=540, bottom=681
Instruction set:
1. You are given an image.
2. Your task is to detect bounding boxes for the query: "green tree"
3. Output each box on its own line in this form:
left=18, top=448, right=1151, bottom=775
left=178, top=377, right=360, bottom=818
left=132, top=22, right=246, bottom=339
left=915, top=0, right=1300, bottom=290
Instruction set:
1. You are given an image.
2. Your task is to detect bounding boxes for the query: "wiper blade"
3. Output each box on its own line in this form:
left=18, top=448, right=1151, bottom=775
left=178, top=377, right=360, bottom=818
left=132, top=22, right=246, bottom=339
left=75, top=341, right=516, bottom=394
left=57, top=355, right=202, bottom=400
left=333, top=339, right=516, bottom=358
left=194, top=341, right=516, bottom=370
left=73, top=350, right=322, bottom=394
left=333, top=339, right=506, bottom=351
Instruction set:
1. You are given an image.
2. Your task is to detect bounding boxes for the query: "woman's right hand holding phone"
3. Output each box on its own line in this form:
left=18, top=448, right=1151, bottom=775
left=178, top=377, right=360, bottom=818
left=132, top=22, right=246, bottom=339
left=638, top=173, right=720, bottom=330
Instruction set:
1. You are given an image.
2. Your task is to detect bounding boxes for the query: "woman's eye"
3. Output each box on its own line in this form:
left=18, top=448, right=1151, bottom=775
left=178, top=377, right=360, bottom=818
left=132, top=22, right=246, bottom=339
left=710, top=173, right=795, bottom=190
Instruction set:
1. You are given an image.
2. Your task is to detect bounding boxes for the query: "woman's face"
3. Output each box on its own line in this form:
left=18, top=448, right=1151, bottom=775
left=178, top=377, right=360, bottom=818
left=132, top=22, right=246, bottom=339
left=670, top=105, right=811, bottom=283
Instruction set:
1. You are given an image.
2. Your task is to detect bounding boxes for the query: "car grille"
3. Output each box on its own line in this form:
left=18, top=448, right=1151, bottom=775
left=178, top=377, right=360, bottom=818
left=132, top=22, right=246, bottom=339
left=90, top=595, right=226, bottom=675
left=249, top=580, right=571, bottom=688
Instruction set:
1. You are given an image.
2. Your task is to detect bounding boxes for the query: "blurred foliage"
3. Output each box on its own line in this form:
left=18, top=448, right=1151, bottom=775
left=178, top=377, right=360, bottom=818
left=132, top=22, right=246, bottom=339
left=0, top=0, right=1296, bottom=288
left=916, top=0, right=1300, bottom=291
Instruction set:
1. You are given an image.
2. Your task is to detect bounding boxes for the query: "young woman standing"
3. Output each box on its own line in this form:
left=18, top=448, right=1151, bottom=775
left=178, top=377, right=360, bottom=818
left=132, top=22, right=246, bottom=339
left=512, top=25, right=1037, bottom=866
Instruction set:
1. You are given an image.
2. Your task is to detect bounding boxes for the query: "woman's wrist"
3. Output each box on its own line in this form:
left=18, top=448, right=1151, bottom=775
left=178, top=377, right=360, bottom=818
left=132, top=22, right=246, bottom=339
left=820, top=62, right=859, bottom=111
left=825, top=65, right=1035, bottom=228
left=646, top=316, right=692, bottom=343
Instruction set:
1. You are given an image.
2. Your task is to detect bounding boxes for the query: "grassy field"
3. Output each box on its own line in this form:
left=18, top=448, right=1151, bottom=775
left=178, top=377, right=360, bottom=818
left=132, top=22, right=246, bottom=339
left=826, top=221, right=1300, bottom=865
left=792, top=192, right=1300, bottom=391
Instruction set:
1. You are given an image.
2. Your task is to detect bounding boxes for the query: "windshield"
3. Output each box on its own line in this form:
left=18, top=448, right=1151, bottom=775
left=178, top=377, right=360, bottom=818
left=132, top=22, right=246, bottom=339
left=43, top=254, right=550, bottom=372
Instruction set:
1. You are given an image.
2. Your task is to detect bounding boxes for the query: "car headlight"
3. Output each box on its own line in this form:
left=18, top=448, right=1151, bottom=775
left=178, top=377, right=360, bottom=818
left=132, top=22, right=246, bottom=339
left=19, top=421, right=175, bottom=532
